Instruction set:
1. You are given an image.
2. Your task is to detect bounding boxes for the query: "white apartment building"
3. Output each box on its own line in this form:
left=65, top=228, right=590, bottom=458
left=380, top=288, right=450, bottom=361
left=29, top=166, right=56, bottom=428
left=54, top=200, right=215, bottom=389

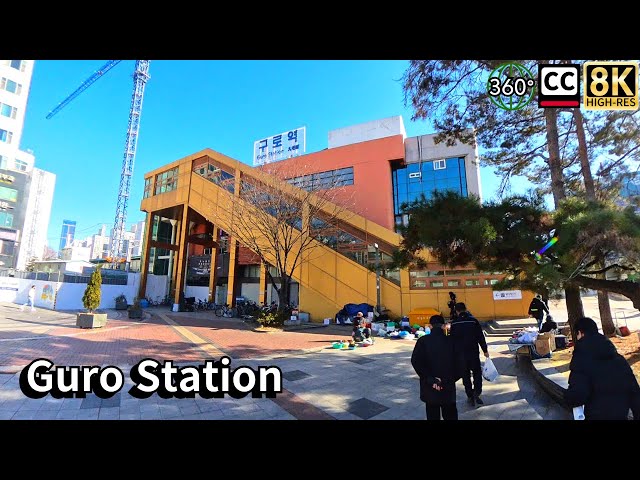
left=74, top=221, right=145, bottom=262
left=0, top=60, right=56, bottom=270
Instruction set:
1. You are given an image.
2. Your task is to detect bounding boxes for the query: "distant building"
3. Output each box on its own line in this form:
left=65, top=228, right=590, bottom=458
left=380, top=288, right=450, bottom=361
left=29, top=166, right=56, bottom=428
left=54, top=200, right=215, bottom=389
left=620, top=173, right=639, bottom=212
left=59, top=219, right=76, bottom=253
left=60, top=243, right=91, bottom=262
left=74, top=221, right=145, bottom=263
left=32, top=259, right=93, bottom=274
left=1, top=60, right=56, bottom=270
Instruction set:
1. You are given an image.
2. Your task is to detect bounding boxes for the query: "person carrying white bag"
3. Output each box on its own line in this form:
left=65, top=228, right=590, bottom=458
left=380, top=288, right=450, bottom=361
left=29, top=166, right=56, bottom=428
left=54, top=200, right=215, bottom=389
left=482, top=357, right=499, bottom=382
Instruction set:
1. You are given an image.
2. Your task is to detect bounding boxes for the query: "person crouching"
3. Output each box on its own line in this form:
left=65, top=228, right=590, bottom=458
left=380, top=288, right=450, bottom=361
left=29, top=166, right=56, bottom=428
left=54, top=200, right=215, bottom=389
left=352, top=312, right=371, bottom=342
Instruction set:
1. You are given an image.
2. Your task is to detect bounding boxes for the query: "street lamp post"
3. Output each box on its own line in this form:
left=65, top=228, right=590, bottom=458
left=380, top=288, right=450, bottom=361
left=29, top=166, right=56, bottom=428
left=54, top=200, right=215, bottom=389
left=374, top=243, right=381, bottom=314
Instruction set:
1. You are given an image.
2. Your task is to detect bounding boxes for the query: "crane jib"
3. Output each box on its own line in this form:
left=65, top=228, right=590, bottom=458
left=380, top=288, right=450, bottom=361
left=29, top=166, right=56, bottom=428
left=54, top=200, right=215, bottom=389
left=45, top=59, right=151, bottom=265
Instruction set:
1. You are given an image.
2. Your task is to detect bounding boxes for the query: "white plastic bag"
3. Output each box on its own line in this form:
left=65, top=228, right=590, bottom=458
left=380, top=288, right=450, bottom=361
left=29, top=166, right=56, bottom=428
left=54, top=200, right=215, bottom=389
left=482, top=357, right=499, bottom=382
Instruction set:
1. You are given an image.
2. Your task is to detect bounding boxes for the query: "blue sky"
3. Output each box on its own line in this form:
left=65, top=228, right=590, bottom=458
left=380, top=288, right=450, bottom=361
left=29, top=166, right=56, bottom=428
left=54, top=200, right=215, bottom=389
left=20, top=60, right=527, bottom=248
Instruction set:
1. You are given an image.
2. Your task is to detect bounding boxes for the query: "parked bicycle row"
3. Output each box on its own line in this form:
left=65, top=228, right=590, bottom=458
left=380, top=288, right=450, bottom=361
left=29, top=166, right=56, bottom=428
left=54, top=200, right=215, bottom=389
left=141, top=295, right=297, bottom=320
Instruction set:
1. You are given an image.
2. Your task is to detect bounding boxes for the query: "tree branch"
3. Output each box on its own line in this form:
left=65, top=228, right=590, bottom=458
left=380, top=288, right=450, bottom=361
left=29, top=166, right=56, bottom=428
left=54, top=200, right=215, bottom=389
left=582, top=263, right=636, bottom=275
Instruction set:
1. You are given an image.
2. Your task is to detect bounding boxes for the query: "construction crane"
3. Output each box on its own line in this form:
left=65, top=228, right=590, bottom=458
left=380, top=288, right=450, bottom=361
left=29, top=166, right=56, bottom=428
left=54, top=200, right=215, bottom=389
left=46, top=60, right=151, bottom=266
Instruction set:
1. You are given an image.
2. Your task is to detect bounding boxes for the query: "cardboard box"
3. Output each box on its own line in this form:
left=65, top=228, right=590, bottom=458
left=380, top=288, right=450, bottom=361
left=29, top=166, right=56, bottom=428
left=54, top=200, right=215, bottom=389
left=534, top=336, right=552, bottom=356
left=537, top=332, right=556, bottom=352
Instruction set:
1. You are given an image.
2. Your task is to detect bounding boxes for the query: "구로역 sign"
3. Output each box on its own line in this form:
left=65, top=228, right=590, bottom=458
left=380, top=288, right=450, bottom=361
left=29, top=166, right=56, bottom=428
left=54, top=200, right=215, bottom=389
left=253, top=127, right=306, bottom=166
left=492, top=290, right=523, bottom=300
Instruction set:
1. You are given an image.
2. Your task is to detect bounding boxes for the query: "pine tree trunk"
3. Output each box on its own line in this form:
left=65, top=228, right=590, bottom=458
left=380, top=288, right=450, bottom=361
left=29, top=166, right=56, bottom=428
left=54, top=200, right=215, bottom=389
left=565, top=285, right=585, bottom=339
left=544, top=109, right=566, bottom=205
left=545, top=108, right=585, bottom=327
left=573, top=108, right=615, bottom=336
left=573, top=109, right=597, bottom=201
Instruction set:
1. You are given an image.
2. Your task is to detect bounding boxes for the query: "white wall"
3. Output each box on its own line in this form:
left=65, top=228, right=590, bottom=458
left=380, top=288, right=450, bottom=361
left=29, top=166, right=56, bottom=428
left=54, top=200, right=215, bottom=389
left=145, top=274, right=168, bottom=303
left=328, top=116, right=406, bottom=149
left=185, top=286, right=209, bottom=302
left=240, top=283, right=259, bottom=303
left=6, top=273, right=144, bottom=310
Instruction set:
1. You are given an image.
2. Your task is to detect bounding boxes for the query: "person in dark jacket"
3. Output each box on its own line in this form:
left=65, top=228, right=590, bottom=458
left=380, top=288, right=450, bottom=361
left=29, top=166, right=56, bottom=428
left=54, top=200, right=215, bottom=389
left=447, top=292, right=458, bottom=321
left=352, top=312, right=371, bottom=342
left=450, top=302, right=489, bottom=407
left=564, top=317, right=640, bottom=420
left=411, top=315, right=461, bottom=420
left=528, top=294, right=549, bottom=331
left=539, top=315, right=557, bottom=334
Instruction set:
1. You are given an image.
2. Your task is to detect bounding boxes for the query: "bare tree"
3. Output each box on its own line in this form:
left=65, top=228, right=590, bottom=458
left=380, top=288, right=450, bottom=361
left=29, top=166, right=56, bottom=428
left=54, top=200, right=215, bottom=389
left=42, top=245, right=58, bottom=260
left=215, top=163, right=355, bottom=312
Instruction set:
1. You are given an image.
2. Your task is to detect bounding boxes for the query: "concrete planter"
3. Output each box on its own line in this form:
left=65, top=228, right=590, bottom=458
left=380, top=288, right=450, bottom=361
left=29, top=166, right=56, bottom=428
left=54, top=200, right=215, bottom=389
left=76, top=313, right=108, bottom=329
left=115, top=299, right=128, bottom=310
left=128, top=307, right=143, bottom=319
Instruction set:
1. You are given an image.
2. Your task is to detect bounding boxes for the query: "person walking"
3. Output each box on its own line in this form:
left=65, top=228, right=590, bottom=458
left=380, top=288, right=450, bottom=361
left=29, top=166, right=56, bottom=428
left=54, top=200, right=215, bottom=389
left=450, top=302, right=489, bottom=407
left=411, top=314, right=461, bottom=420
left=565, top=317, right=640, bottom=420
left=447, top=291, right=458, bottom=321
left=528, top=294, right=549, bottom=331
left=21, top=285, right=36, bottom=312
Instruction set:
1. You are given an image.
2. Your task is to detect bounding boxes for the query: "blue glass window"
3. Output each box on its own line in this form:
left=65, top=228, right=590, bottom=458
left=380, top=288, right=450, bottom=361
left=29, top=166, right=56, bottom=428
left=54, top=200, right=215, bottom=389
left=392, top=157, right=467, bottom=218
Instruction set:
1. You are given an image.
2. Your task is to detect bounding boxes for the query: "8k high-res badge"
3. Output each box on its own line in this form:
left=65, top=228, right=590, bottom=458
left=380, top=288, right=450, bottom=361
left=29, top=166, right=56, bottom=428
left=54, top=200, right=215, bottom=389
left=584, top=61, right=638, bottom=111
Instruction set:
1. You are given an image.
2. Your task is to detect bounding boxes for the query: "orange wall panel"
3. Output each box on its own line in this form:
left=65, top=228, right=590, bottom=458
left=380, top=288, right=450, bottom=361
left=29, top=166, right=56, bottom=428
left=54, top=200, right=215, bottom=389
left=264, top=135, right=404, bottom=230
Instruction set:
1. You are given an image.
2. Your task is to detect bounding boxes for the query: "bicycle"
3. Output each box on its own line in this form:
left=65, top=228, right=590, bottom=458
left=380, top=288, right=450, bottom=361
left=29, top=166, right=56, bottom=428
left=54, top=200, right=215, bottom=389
left=145, top=296, right=159, bottom=306
left=160, top=295, right=173, bottom=307
left=215, top=304, right=237, bottom=318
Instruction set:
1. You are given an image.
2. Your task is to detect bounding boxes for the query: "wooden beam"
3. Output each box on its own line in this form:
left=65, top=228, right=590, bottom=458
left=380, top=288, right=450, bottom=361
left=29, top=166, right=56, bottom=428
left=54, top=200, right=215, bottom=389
left=172, top=204, right=190, bottom=304
left=138, top=212, right=154, bottom=300
left=149, top=240, right=179, bottom=251
left=208, top=226, right=219, bottom=303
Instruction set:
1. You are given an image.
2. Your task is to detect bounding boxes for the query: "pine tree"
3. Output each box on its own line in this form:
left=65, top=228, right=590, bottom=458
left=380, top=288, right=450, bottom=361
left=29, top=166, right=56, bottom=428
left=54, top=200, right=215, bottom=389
left=82, top=267, right=102, bottom=313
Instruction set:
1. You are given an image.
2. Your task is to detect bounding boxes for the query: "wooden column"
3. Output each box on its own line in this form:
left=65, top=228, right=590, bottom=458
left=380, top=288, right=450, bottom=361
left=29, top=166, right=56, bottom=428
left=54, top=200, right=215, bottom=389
left=208, top=226, right=219, bottom=302
left=224, top=167, right=242, bottom=307
left=172, top=203, right=190, bottom=305
left=258, top=262, right=267, bottom=305
left=226, top=237, right=238, bottom=307
left=138, top=212, right=154, bottom=300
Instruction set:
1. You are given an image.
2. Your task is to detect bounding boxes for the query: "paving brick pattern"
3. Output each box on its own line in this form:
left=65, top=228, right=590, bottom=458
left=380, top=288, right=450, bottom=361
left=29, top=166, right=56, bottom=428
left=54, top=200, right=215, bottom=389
left=0, top=302, right=578, bottom=420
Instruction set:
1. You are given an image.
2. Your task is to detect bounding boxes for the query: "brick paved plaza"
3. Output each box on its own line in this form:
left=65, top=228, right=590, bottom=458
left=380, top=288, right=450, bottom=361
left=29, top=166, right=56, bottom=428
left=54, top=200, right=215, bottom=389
left=0, top=297, right=636, bottom=420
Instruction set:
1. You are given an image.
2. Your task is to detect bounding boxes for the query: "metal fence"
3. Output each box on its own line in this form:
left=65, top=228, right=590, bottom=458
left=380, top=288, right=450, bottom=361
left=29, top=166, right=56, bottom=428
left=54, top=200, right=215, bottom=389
left=0, top=269, right=128, bottom=285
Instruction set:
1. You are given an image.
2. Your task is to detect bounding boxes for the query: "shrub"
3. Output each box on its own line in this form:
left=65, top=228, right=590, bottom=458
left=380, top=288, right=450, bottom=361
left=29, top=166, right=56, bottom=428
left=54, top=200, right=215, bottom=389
left=257, top=311, right=285, bottom=328
left=82, top=267, right=102, bottom=313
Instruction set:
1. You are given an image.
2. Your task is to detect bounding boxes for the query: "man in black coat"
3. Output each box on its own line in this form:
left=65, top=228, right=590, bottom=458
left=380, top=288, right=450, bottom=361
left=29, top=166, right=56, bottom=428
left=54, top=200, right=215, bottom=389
left=528, top=294, right=549, bottom=331
left=447, top=291, right=458, bottom=321
left=564, top=317, right=640, bottom=420
left=450, top=302, right=489, bottom=407
left=411, top=315, right=460, bottom=420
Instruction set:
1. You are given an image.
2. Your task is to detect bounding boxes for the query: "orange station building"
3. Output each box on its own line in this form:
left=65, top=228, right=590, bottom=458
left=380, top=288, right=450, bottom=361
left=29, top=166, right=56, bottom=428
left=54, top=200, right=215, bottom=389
left=138, top=116, right=534, bottom=321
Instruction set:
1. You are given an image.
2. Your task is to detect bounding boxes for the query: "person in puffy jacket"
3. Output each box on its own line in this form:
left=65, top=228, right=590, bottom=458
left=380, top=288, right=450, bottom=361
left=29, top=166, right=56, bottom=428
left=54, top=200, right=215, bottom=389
left=450, top=302, right=489, bottom=407
left=564, top=317, right=640, bottom=420
left=411, top=315, right=462, bottom=420
left=528, top=294, right=549, bottom=331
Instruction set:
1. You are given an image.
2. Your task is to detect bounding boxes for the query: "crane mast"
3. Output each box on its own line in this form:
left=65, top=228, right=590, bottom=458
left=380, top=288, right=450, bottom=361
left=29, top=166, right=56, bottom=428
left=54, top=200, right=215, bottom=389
left=46, top=60, right=151, bottom=267
left=109, top=60, right=151, bottom=263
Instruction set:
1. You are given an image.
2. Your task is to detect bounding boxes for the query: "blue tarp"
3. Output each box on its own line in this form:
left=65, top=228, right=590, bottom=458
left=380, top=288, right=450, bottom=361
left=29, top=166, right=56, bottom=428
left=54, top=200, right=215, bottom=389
left=336, top=303, right=374, bottom=324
